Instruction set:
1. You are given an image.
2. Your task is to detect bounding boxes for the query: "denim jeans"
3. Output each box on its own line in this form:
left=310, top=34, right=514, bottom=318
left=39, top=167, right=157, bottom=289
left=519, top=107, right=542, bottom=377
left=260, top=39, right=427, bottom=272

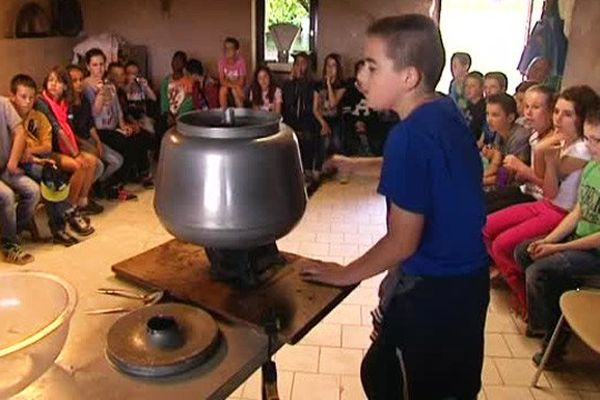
left=78, top=138, right=124, bottom=182
left=0, top=170, right=40, bottom=243
left=515, top=239, right=600, bottom=333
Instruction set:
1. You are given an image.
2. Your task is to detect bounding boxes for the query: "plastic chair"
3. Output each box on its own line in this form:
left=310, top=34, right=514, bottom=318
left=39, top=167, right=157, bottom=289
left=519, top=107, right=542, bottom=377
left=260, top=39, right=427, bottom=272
left=531, top=289, right=600, bottom=386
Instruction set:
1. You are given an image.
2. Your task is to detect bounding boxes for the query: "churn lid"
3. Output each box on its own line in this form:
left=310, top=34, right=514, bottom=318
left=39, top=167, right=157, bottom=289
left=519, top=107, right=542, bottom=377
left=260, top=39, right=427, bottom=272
left=106, top=303, right=220, bottom=377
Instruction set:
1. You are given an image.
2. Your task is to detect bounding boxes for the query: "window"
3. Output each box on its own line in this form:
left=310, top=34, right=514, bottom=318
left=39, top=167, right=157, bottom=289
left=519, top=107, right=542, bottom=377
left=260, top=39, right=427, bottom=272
left=256, top=0, right=318, bottom=66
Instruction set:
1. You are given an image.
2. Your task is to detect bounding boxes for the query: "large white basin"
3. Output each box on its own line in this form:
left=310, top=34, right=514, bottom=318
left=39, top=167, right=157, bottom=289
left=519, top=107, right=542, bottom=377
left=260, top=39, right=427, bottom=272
left=0, top=271, right=77, bottom=398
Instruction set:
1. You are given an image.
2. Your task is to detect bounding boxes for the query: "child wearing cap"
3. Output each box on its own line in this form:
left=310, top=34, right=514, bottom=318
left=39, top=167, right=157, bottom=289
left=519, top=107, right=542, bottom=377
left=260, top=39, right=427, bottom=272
left=301, top=15, right=489, bottom=399
left=10, top=74, right=79, bottom=246
left=0, top=93, right=39, bottom=264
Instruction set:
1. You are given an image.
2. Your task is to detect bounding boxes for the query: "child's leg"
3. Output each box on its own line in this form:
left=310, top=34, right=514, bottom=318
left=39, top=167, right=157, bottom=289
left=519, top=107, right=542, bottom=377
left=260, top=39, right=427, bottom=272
left=79, top=152, right=98, bottom=199
left=526, top=249, right=600, bottom=334
left=361, top=335, right=403, bottom=399
left=219, top=85, right=229, bottom=109
left=0, top=179, right=17, bottom=243
left=56, top=154, right=85, bottom=205
left=1, top=172, right=40, bottom=234
left=231, top=86, right=245, bottom=108
left=483, top=201, right=544, bottom=255
left=376, top=270, right=489, bottom=399
left=490, top=201, right=567, bottom=314
left=99, top=143, right=124, bottom=183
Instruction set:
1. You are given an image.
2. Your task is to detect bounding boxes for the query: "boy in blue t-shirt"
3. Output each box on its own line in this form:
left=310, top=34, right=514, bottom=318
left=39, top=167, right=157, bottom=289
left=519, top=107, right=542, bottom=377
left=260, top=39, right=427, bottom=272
left=302, top=15, right=489, bottom=399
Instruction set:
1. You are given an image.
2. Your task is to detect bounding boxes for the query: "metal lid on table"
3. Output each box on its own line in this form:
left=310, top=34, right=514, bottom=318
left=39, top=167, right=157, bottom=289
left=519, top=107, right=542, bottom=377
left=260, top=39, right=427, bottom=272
left=106, top=303, right=220, bottom=377
left=176, top=108, right=281, bottom=139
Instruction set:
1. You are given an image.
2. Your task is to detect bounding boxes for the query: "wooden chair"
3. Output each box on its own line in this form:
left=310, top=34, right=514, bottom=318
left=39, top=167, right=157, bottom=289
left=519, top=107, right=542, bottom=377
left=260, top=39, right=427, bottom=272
left=531, top=289, right=600, bottom=386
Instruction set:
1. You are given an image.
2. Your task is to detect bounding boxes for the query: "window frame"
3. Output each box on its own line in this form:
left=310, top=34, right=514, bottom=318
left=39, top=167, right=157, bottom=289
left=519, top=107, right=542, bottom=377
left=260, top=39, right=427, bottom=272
left=255, top=0, right=319, bottom=66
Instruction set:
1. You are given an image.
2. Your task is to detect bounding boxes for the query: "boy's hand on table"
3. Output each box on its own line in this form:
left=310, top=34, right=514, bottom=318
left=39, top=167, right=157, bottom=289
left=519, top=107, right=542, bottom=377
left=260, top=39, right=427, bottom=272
left=300, top=262, right=355, bottom=287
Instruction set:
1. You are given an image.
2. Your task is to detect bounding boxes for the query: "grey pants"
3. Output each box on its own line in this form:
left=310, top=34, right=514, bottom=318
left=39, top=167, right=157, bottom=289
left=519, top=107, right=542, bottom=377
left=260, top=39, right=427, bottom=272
left=515, top=239, right=600, bottom=333
left=0, top=170, right=40, bottom=243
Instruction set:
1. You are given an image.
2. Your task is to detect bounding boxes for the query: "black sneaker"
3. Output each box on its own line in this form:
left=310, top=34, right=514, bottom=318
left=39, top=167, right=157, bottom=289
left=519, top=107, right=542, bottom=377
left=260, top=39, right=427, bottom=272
left=79, top=199, right=104, bottom=215
left=53, top=229, right=79, bottom=247
left=67, top=211, right=95, bottom=236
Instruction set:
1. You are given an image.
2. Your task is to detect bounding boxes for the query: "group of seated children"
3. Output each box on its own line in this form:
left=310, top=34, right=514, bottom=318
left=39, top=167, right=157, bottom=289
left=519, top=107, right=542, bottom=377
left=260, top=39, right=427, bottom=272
left=0, top=46, right=159, bottom=264
left=155, top=38, right=395, bottom=184
left=449, top=50, right=600, bottom=368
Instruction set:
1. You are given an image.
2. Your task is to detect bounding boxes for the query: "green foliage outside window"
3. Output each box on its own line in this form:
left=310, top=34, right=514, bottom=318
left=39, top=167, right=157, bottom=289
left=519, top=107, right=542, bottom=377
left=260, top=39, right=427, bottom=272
left=266, top=0, right=309, bottom=28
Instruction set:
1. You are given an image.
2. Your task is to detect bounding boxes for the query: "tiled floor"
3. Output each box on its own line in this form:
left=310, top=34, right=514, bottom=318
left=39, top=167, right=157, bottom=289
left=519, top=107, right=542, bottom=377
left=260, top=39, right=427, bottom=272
left=228, top=176, right=600, bottom=400
left=6, top=175, right=600, bottom=399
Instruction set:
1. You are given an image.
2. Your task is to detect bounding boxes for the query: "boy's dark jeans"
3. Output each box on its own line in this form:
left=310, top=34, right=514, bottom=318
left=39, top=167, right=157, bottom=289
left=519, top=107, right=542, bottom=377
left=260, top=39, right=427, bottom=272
left=515, top=239, right=600, bottom=334
left=361, top=268, right=489, bottom=400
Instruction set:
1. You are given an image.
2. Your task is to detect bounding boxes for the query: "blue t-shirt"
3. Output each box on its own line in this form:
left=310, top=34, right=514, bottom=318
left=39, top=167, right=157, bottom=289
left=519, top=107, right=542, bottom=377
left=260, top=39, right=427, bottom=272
left=378, top=96, right=488, bottom=277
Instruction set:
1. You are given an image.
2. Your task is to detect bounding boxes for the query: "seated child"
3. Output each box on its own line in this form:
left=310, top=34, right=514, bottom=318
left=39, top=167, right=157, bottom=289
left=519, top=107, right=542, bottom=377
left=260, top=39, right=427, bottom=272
left=340, top=60, right=377, bottom=156
left=9, top=74, right=78, bottom=246
left=514, top=80, right=537, bottom=128
left=479, top=72, right=509, bottom=146
left=67, top=64, right=123, bottom=190
left=37, top=67, right=99, bottom=234
left=484, top=71, right=508, bottom=97
left=313, top=53, right=347, bottom=158
left=0, top=95, right=39, bottom=263
left=482, top=93, right=531, bottom=187
left=448, top=51, right=471, bottom=112
left=124, top=61, right=157, bottom=133
left=514, top=105, right=600, bottom=365
left=463, top=71, right=486, bottom=141
left=218, top=37, right=247, bottom=108
left=157, top=51, right=194, bottom=145
left=83, top=48, right=145, bottom=199
left=249, top=66, right=282, bottom=114
left=107, top=62, right=155, bottom=185
left=282, top=52, right=319, bottom=180
left=485, top=85, right=555, bottom=215
left=186, top=58, right=219, bottom=110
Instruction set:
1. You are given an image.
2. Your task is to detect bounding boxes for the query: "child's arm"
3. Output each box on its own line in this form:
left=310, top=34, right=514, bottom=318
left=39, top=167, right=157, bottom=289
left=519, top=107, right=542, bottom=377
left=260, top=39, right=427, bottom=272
left=504, top=155, right=544, bottom=186
left=527, top=204, right=591, bottom=259
left=326, top=79, right=346, bottom=109
left=483, top=148, right=502, bottom=176
left=325, top=155, right=383, bottom=178
left=301, top=202, right=424, bottom=286
left=543, top=204, right=581, bottom=244
left=273, top=88, right=282, bottom=115
left=27, top=115, right=53, bottom=155
left=313, top=91, right=331, bottom=135
left=140, top=78, right=157, bottom=101
left=7, top=125, right=27, bottom=174
left=89, top=127, right=104, bottom=157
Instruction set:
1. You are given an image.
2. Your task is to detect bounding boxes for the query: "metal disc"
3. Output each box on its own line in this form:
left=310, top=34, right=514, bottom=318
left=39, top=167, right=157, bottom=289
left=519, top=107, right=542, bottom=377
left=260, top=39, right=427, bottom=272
left=106, top=303, right=220, bottom=377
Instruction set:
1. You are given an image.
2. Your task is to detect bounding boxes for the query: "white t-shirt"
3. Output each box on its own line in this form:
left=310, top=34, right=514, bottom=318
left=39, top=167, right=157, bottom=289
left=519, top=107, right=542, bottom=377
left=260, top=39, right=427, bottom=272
left=552, top=139, right=591, bottom=210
